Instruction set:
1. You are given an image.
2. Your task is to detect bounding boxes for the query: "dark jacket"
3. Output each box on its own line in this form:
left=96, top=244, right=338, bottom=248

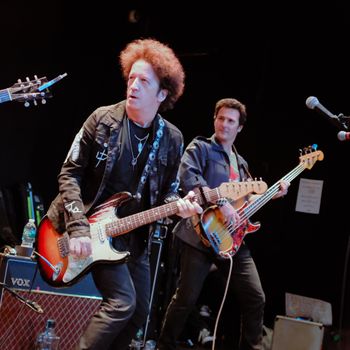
left=174, top=135, right=251, bottom=252
left=47, top=101, right=184, bottom=238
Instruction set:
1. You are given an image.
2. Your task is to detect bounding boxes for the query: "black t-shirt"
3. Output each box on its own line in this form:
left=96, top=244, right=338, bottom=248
left=99, top=117, right=153, bottom=257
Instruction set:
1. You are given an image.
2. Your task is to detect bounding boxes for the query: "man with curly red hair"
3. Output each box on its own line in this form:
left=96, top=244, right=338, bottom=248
left=47, top=38, right=202, bottom=349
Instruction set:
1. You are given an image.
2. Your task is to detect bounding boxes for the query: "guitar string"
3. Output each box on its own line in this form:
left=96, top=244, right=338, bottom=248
left=240, top=153, right=321, bottom=221
left=105, top=181, right=256, bottom=237
left=211, top=161, right=311, bottom=254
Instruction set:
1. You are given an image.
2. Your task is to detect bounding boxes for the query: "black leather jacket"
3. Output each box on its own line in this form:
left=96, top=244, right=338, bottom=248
left=47, top=101, right=184, bottom=238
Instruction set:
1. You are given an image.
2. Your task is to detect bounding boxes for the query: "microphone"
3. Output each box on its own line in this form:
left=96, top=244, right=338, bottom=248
left=305, top=96, right=339, bottom=121
left=337, top=131, right=350, bottom=141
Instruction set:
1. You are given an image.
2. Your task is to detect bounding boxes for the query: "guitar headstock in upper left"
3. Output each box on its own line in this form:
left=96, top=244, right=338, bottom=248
left=1, top=73, right=67, bottom=107
left=299, top=144, right=324, bottom=170
left=7, top=76, right=52, bottom=107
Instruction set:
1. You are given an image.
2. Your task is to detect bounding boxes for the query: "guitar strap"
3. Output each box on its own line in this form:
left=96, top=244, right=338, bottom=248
left=232, top=144, right=253, bottom=180
left=197, top=184, right=209, bottom=207
left=192, top=180, right=211, bottom=248
left=134, top=116, right=165, bottom=202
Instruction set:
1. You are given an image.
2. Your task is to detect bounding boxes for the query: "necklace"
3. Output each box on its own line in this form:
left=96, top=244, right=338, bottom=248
left=128, top=119, right=150, bottom=168
left=134, top=134, right=150, bottom=153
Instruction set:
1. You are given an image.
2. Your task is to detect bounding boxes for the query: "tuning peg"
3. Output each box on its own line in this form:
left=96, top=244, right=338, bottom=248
left=18, top=78, right=25, bottom=89
left=41, top=99, right=47, bottom=104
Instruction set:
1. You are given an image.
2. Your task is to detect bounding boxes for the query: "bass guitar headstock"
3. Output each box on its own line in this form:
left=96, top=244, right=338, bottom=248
left=299, top=144, right=324, bottom=170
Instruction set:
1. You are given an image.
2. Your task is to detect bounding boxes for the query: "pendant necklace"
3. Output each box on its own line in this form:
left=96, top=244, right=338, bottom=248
left=128, top=119, right=150, bottom=168
left=135, top=134, right=149, bottom=153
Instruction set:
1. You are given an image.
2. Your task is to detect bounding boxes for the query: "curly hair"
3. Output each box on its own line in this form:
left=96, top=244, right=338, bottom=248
left=119, top=38, right=185, bottom=112
left=214, top=98, right=247, bottom=126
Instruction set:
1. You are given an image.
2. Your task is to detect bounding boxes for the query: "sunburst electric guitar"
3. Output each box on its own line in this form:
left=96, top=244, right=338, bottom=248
left=200, top=146, right=324, bottom=258
left=36, top=180, right=267, bottom=287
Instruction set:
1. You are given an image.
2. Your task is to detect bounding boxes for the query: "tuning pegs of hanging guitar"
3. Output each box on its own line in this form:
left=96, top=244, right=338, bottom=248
left=24, top=95, right=47, bottom=107
left=299, top=144, right=318, bottom=155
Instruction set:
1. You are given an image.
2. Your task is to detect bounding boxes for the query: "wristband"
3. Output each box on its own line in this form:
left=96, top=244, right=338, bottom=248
left=216, top=197, right=229, bottom=208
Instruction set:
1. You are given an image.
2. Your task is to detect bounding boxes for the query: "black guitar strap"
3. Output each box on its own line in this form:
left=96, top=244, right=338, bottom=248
left=232, top=144, right=253, bottom=180
left=197, top=185, right=209, bottom=208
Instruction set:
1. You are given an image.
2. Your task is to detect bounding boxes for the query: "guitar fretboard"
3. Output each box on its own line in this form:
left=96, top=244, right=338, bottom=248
left=239, top=163, right=305, bottom=222
left=105, top=187, right=225, bottom=237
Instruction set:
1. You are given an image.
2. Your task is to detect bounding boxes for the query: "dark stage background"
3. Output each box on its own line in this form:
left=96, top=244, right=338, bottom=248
left=1, top=0, right=350, bottom=339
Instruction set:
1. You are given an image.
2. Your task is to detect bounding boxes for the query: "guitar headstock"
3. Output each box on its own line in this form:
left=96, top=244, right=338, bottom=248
left=218, top=180, right=268, bottom=200
left=299, top=145, right=324, bottom=170
left=2, top=75, right=52, bottom=107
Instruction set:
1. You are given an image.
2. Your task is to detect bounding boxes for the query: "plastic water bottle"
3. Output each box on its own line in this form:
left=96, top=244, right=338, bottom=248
left=21, top=218, right=36, bottom=248
left=129, top=339, right=142, bottom=350
left=144, top=339, right=156, bottom=350
left=35, top=319, right=60, bottom=350
left=130, top=328, right=143, bottom=349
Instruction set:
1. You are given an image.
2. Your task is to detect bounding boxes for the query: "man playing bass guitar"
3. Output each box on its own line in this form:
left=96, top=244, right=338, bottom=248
left=157, top=98, right=289, bottom=350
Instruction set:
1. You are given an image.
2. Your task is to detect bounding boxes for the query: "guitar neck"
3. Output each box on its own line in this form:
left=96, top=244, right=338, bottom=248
left=240, top=163, right=306, bottom=221
left=197, top=186, right=227, bottom=205
left=105, top=187, right=225, bottom=238
left=106, top=201, right=179, bottom=237
left=0, top=89, right=11, bottom=104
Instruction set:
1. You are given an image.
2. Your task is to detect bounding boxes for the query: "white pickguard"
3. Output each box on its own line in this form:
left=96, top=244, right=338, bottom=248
left=62, top=218, right=130, bottom=283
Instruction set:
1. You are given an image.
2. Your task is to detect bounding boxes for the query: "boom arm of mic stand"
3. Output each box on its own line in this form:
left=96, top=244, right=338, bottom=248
left=338, top=113, right=350, bottom=130
left=0, top=282, right=43, bottom=313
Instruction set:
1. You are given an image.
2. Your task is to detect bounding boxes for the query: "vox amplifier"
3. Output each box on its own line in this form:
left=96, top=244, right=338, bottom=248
left=0, top=254, right=101, bottom=350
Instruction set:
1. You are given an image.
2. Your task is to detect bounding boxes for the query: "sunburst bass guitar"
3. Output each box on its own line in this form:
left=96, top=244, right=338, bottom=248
left=200, top=146, right=324, bottom=258
left=36, top=180, right=267, bottom=287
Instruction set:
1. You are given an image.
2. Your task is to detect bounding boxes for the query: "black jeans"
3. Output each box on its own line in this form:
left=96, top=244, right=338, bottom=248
left=158, top=242, right=265, bottom=350
left=77, top=249, right=151, bottom=350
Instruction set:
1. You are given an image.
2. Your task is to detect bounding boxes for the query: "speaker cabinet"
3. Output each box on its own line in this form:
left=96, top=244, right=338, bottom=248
left=0, top=254, right=101, bottom=350
left=271, top=315, right=324, bottom=350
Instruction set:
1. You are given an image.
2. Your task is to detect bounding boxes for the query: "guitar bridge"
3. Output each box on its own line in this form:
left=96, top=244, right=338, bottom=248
left=58, top=233, right=70, bottom=257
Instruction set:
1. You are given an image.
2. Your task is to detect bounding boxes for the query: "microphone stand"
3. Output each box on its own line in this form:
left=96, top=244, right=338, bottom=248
left=334, top=113, right=350, bottom=345
left=334, top=112, right=350, bottom=345
left=337, top=113, right=350, bottom=131
left=0, top=282, right=43, bottom=313
left=335, top=235, right=350, bottom=346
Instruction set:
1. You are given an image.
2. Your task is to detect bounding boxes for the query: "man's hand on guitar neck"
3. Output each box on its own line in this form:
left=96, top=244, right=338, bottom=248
left=272, top=180, right=290, bottom=199
left=176, top=190, right=203, bottom=218
left=248, top=180, right=290, bottom=203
